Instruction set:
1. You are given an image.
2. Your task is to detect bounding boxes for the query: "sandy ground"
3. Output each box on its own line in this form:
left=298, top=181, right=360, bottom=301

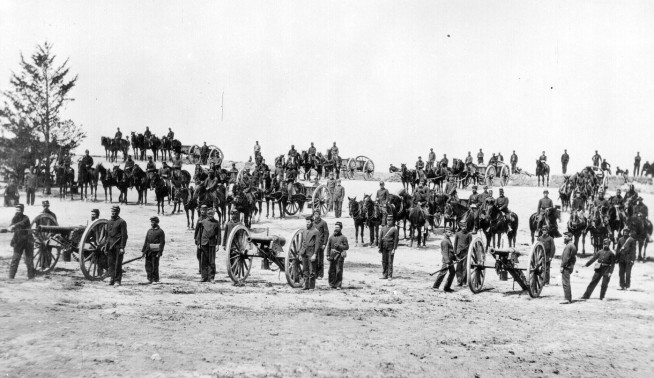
left=1, top=161, right=654, bottom=377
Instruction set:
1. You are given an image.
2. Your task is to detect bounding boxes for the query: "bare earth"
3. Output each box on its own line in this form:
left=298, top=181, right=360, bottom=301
left=1, top=166, right=653, bottom=377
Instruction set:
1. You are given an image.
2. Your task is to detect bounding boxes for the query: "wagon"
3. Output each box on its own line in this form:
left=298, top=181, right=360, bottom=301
left=342, top=155, right=375, bottom=180
left=181, top=144, right=202, bottom=164
left=466, top=236, right=547, bottom=298
left=224, top=225, right=306, bottom=287
left=473, top=162, right=510, bottom=187
left=285, top=182, right=331, bottom=216
left=207, top=145, right=224, bottom=166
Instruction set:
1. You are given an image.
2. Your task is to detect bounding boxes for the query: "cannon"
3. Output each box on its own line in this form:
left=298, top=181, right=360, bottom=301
left=225, top=225, right=306, bottom=287
left=466, top=236, right=547, bottom=298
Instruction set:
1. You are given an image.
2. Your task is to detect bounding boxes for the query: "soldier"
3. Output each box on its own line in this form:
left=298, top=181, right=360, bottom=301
left=24, top=168, right=37, bottom=206
left=593, top=190, right=609, bottom=214
left=600, top=159, right=612, bottom=175
left=144, top=126, right=152, bottom=139
left=413, top=179, right=429, bottom=204
left=510, top=150, right=518, bottom=174
left=536, top=190, right=553, bottom=229
left=41, top=200, right=57, bottom=220
left=453, top=223, right=472, bottom=286
left=415, top=156, right=425, bottom=178
left=497, top=152, right=504, bottom=162
left=571, top=191, right=585, bottom=213
left=326, top=172, right=336, bottom=211
left=105, top=206, right=128, bottom=286
left=538, top=228, right=555, bottom=285
left=308, top=142, right=317, bottom=164
left=229, top=163, right=239, bottom=184
left=167, top=127, right=174, bottom=139
left=200, top=142, right=210, bottom=165
left=539, top=151, right=547, bottom=162
left=254, top=141, right=261, bottom=156
left=8, top=204, right=34, bottom=279
left=313, top=211, right=329, bottom=280
left=468, top=185, right=480, bottom=232
left=376, top=181, right=390, bottom=225
left=465, top=151, right=473, bottom=165
left=222, top=210, right=241, bottom=250
left=561, top=149, right=570, bottom=174
left=287, top=144, right=298, bottom=164
left=433, top=228, right=455, bottom=292
left=197, top=207, right=220, bottom=282
left=444, top=176, right=457, bottom=201
left=299, top=215, right=320, bottom=290
left=378, top=215, right=399, bottom=280
left=427, top=148, right=436, bottom=170
left=616, top=230, right=637, bottom=290
left=581, top=238, right=616, bottom=300
left=495, top=188, right=514, bottom=232
left=146, top=156, right=156, bottom=172
left=560, top=232, right=577, bottom=304
left=142, top=216, right=165, bottom=284
left=81, top=149, right=94, bottom=171
left=115, top=127, right=123, bottom=142
left=172, top=153, right=183, bottom=171
left=333, top=179, right=345, bottom=218
left=478, top=185, right=490, bottom=204
left=326, top=221, right=349, bottom=289
left=633, top=197, right=648, bottom=218
left=488, top=153, right=498, bottom=166
left=634, top=152, right=641, bottom=176
left=440, top=154, right=449, bottom=168
left=194, top=205, right=208, bottom=273
left=477, top=148, right=484, bottom=165
left=591, top=150, right=602, bottom=167
left=330, top=142, right=339, bottom=158
left=124, top=155, right=135, bottom=176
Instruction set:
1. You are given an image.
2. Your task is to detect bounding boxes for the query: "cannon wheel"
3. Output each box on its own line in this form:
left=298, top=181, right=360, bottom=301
left=226, top=225, right=254, bottom=284
left=284, top=229, right=305, bottom=288
left=78, top=219, right=110, bottom=281
left=285, top=199, right=301, bottom=216
left=467, top=236, right=486, bottom=293
left=527, top=241, right=547, bottom=298
left=499, top=164, right=510, bottom=187
left=311, top=185, right=330, bottom=215
left=485, top=165, right=496, bottom=187
left=208, top=146, right=223, bottom=166
left=285, top=183, right=304, bottom=216
left=31, top=214, right=60, bottom=275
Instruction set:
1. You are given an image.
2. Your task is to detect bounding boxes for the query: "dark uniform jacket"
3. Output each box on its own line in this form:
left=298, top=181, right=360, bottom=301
left=333, top=186, right=345, bottom=201
left=222, top=221, right=239, bottom=248
left=115, top=131, right=122, bottom=139
left=495, top=196, right=509, bottom=211
left=142, top=227, right=166, bottom=254
left=326, top=178, right=336, bottom=191
left=416, top=160, right=424, bottom=170
left=571, top=197, right=585, bottom=212
left=125, top=159, right=135, bottom=170
left=299, top=227, right=320, bottom=257
left=537, top=197, right=553, bottom=213
left=413, top=187, right=428, bottom=203
left=428, top=152, right=436, bottom=162
left=585, top=247, right=616, bottom=273
left=194, top=215, right=207, bottom=245
left=10, top=214, right=31, bottom=246
left=510, top=154, right=518, bottom=164
left=106, top=216, right=128, bottom=250
left=198, top=218, right=221, bottom=247
left=465, top=155, right=473, bottom=164
left=440, top=157, right=449, bottom=167
left=326, top=234, right=349, bottom=258
left=43, top=209, right=57, bottom=221
left=167, top=131, right=174, bottom=139
left=146, top=161, right=156, bottom=171
left=561, top=153, right=569, bottom=164
left=440, top=236, right=455, bottom=263
left=81, top=155, right=94, bottom=168
left=313, top=219, right=329, bottom=248
left=633, top=203, right=648, bottom=217
left=308, top=146, right=316, bottom=155
left=453, top=231, right=472, bottom=259
left=593, top=197, right=609, bottom=209
left=378, top=225, right=399, bottom=250
left=616, top=236, right=637, bottom=263
left=561, top=243, right=577, bottom=270
left=468, top=192, right=480, bottom=206
left=538, top=235, right=555, bottom=259
left=25, top=173, right=38, bottom=189
left=376, top=188, right=389, bottom=204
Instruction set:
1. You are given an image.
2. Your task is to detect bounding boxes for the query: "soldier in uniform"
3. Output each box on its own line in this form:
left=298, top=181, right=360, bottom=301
left=105, top=206, right=128, bottom=286
left=444, top=176, right=457, bottom=201
left=539, top=151, right=547, bottom=162
left=560, top=232, right=576, bottom=304
left=146, top=156, right=157, bottom=173
left=326, top=221, right=349, bottom=289
left=299, top=215, right=320, bottom=290
left=581, top=238, right=616, bottom=300
left=330, top=142, right=339, bottom=159
left=478, top=185, right=490, bottom=204
left=115, top=127, right=123, bottom=143
left=167, top=128, right=174, bottom=139
left=600, top=159, right=612, bottom=175
left=593, top=190, right=609, bottom=217
left=200, top=142, right=209, bottom=165
left=8, top=204, right=34, bottom=279
left=172, top=153, right=183, bottom=172
left=616, top=229, right=637, bottom=290
left=571, top=191, right=585, bottom=213
left=326, top=172, right=336, bottom=212
left=81, top=149, right=94, bottom=172
left=194, top=205, right=208, bottom=273
left=468, top=185, right=481, bottom=232
left=488, top=153, right=498, bottom=167
left=24, top=168, right=37, bottom=206
left=378, top=215, right=399, bottom=279
left=433, top=228, right=455, bottom=292
left=592, top=150, right=602, bottom=167
left=538, top=228, right=555, bottom=285
left=254, top=141, right=261, bottom=156
left=41, top=200, right=57, bottom=220
left=477, top=148, right=484, bottom=165
left=197, top=207, right=220, bottom=282
left=222, top=210, right=241, bottom=250
left=287, top=145, right=298, bottom=164
left=91, top=208, right=100, bottom=221
left=561, top=149, right=570, bottom=174
left=333, top=179, right=345, bottom=218
left=427, top=148, right=436, bottom=170
left=376, top=181, right=390, bottom=225
left=307, top=142, right=317, bottom=165
left=634, top=152, right=641, bottom=176
left=536, top=190, right=553, bottom=229
left=229, top=163, right=239, bottom=184
left=465, top=151, right=473, bottom=166
left=453, top=223, right=472, bottom=286
left=204, top=170, right=218, bottom=192
left=497, top=152, right=504, bottom=162
left=415, top=156, right=425, bottom=179
left=440, top=154, right=449, bottom=168
left=313, top=211, right=329, bottom=280
left=495, top=188, right=513, bottom=232
left=510, top=150, right=518, bottom=174
left=633, top=197, right=648, bottom=218
left=141, top=216, right=165, bottom=284
left=124, top=155, right=135, bottom=179
left=144, top=126, right=152, bottom=139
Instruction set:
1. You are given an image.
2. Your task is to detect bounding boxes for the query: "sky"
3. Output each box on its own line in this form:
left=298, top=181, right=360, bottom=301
left=1, top=0, right=653, bottom=174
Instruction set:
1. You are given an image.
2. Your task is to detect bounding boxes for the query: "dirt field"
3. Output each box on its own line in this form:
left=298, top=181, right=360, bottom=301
left=1, top=163, right=653, bottom=377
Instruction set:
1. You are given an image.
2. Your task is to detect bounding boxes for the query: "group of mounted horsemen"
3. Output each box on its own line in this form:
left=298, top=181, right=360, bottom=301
left=100, top=126, right=183, bottom=163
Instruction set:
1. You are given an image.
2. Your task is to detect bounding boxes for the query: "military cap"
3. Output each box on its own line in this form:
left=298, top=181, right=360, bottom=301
left=200, top=204, right=208, bottom=209
left=206, top=207, right=215, bottom=214
left=499, top=188, right=504, bottom=192
left=472, top=185, right=478, bottom=190
left=111, top=205, right=120, bottom=212
left=379, top=180, right=385, bottom=185
left=150, top=216, right=159, bottom=223
left=91, top=209, right=100, bottom=216
left=305, top=215, right=314, bottom=221
left=543, top=190, right=549, bottom=194
left=483, top=185, right=488, bottom=189
left=335, top=221, right=343, bottom=228
left=42, top=200, right=50, bottom=206
left=15, top=204, right=24, bottom=211
left=603, top=238, right=611, bottom=244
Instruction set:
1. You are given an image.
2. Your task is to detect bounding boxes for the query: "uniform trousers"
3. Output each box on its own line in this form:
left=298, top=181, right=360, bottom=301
left=328, top=256, right=344, bottom=288
left=334, top=200, right=343, bottom=218
left=561, top=268, right=572, bottom=302
left=618, top=261, right=633, bottom=289
left=456, top=256, right=467, bottom=285
left=196, top=246, right=202, bottom=273
left=145, top=253, right=160, bottom=282
left=200, top=246, right=216, bottom=281
left=106, top=246, right=124, bottom=284
left=562, top=163, right=568, bottom=174
left=316, top=246, right=325, bottom=279
left=434, top=264, right=455, bottom=289
left=9, top=243, right=35, bottom=279
left=26, top=188, right=36, bottom=205
left=582, top=266, right=612, bottom=299
left=634, top=164, right=640, bottom=176
left=381, top=246, right=394, bottom=278
left=301, top=256, right=316, bottom=289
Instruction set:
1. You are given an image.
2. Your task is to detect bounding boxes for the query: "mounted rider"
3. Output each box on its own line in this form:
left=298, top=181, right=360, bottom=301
left=539, top=151, right=547, bottom=163
left=146, top=156, right=157, bottom=172
left=427, top=148, right=436, bottom=170
left=444, top=176, right=458, bottom=202
left=412, top=179, right=430, bottom=218
left=609, top=189, right=627, bottom=221
left=536, top=189, right=553, bottom=229
left=167, top=128, right=174, bottom=139
left=124, top=155, right=135, bottom=179
left=478, top=185, right=490, bottom=203
left=497, top=152, right=504, bottom=162
left=477, top=149, right=484, bottom=165
left=415, top=157, right=425, bottom=180
left=592, top=150, right=602, bottom=167
left=376, top=181, right=390, bottom=225
left=288, top=145, right=299, bottom=165
left=571, top=191, right=585, bottom=213
left=330, top=142, right=339, bottom=160
left=633, top=197, right=648, bottom=219
left=468, top=185, right=481, bottom=233
left=114, top=127, right=123, bottom=144
left=465, top=151, right=473, bottom=166
left=172, top=153, right=183, bottom=171
left=204, top=170, right=218, bottom=192
left=81, top=149, right=94, bottom=174
left=440, top=154, right=449, bottom=169
left=306, top=142, right=317, bottom=166
left=601, top=159, right=612, bottom=175
left=495, top=188, right=514, bottom=232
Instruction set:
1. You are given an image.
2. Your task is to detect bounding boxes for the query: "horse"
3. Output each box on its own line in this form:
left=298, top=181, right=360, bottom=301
left=77, top=161, right=99, bottom=201
left=148, top=135, right=161, bottom=162
left=481, top=204, right=517, bottom=249
left=97, top=163, right=116, bottom=202
left=529, top=206, right=561, bottom=243
left=443, top=199, right=471, bottom=231
left=425, top=164, right=449, bottom=191
left=172, top=186, right=196, bottom=228
left=54, top=165, right=75, bottom=200
left=535, top=160, right=550, bottom=187
left=558, top=177, right=572, bottom=212
left=567, top=209, right=589, bottom=255
left=101, top=137, right=112, bottom=160
left=264, top=185, right=287, bottom=219
left=300, top=151, right=318, bottom=181
left=400, top=164, right=416, bottom=193
left=131, top=165, right=150, bottom=205
left=626, top=215, right=653, bottom=261
left=112, top=166, right=130, bottom=204
left=407, top=205, right=428, bottom=248
left=348, top=197, right=366, bottom=246
left=151, top=173, right=170, bottom=215
left=362, top=194, right=383, bottom=248
left=607, top=202, right=626, bottom=248
left=232, top=188, right=259, bottom=228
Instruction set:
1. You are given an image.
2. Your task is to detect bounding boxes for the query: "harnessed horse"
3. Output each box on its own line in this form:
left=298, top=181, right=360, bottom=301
left=348, top=197, right=366, bottom=246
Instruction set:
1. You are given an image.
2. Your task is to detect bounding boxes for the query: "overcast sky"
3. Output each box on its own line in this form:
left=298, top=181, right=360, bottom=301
left=1, top=0, right=653, bottom=174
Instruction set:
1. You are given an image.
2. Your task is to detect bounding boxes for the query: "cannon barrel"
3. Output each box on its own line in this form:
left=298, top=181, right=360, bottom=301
left=38, top=225, right=85, bottom=233
left=489, top=247, right=521, bottom=255
left=249, top=234, right=286, bottom=248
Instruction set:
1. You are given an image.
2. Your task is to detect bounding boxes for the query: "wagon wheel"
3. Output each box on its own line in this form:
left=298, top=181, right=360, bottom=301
left=78, top=219, right=110, bottom=281
left=226, top=225, right=254, bottom=284
left=191, top=145, right=202, bottom=164
left=311, top=185, right=330, bottom=215
left=499, top=164, right=510, bottom=187
left=284, top=229, right=305, bottom=288
left=208, top=147, right=224, bottom=166
left=347, top=158, right=356, bottom=173
left=363, top=160, right=375, bottom=181
left=285, top=199, right=301, bottom=216
left=527, top=241, right=547, bottom=298
left=31, top=214, right=60, bottom=275
left=485, top=165, right=497, bottom=187
left=467, top=236, right=486, bottom=293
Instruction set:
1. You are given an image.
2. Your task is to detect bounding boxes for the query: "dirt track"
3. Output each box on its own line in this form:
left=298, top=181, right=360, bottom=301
left=1, top=170, right=653, bottom=377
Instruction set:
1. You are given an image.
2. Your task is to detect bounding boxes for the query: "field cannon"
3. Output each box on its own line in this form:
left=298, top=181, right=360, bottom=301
left=225, top=225, right=306, bottom=287
left=466, top=236, right=547, bottom=298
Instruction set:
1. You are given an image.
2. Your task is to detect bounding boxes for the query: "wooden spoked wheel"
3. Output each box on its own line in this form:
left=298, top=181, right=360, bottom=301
left=285, top=200, right=301, bottom=216
left=467, top=236, right=486, bottom=293
left=311, top=185, right=330, bottom=215
left=284, top=229, right=305, bottom=288
left=527, top=241, right=547, bottom=298
left=364, top=160, right=375, bottom=180
left=499, top=164, right=510, bottom=187
left=78, top=219, right=110, bottom=281
left=485, top=165, right=497, bottom=187
left=208, top=146, right=223, bottom=166
left=226, top=225, right=254, bottom=284
left=31, top=214, right=60, bottom=275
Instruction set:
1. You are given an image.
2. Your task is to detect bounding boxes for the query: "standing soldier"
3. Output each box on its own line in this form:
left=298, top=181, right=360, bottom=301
left=538, top=228, right=555, bottom=285
left=333, top=179, right=345, bottom=218
left=560, top=232, right=577, bottom=304
left=330, top=142, right=339, bottom=159
left=41, top=200, right=57, bottom=220
left=465, top=151, right=473, bottom=166
left=8, top=204, right=34, bottom=279
left=142, top=216, right=166, bottom=284
left=81, top=149, right=94, bottom=172
left=510, top=150, right=518, bottom=174
left=198, top=207, right=220, bottom=283
left=616, top=230, right=637, bottom=290
left=561, top=149, right=570, bottom=174
left=326, top=172, right=336, bottom=212
left=433, top=228, right=455, bottom=292
left=254, top=141, right=261, bottom=156
left=299, top=215, right=320, bottom=290
left=200, top=142, right=210, bottom=165
left=427, top=148, right=436, bottom=170
left=581, top=238, right=616, bottom=300
left=105, top=206, right=128, bottom=286
left=376, top=181, right=390, bottom=225
left=634, top=152, right=641, bottom=176
left=167, top=127, right=174, bottom=139
left=497, top=152, right=504, bottom=162
left=313, top=210, right=329, bottom=280
left=307, top=142, right=317, bottom=165
left=468, top=185, right=481, bottom=233
left=453, top=223, right=472, bottom=286
left=477, top=148, right=484, bottom=165
left=440, top=154, right=449, bottom=168
left=378, top=215, right=399, bottom=280
left=415, top=156, right=425, bottom=179
left=222, top=210, right=241, bottom=250
left=591, top=150, right=602, bottom=167
left=24, top=167, right=37, bottom=206
left=194, top=205, right=208, bottom=273
left=326, top=221, right=349, bottom=289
